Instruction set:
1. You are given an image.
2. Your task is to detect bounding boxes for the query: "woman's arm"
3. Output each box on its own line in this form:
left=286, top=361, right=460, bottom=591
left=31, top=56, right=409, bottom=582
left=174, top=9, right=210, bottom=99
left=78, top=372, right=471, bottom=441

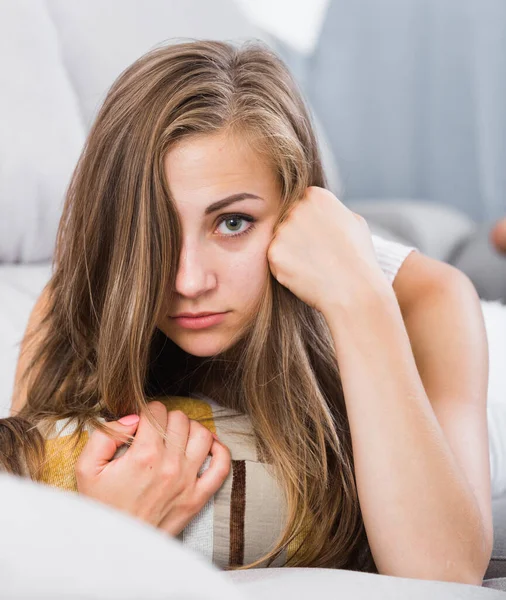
left=321, top=253, right=492, bottom=584
left=393, top=251, right=493, bottom=554
left=265, top=187, right=492, bottom=583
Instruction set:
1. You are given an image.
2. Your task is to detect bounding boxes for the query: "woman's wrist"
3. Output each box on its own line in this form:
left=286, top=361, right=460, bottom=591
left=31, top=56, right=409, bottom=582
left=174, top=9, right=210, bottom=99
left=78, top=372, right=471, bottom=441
left=320, top=275, right=397, bottom=327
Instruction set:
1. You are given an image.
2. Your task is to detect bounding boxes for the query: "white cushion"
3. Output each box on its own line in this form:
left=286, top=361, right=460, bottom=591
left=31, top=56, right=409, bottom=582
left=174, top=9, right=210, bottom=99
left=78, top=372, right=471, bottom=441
left=0, top=263, right=52, bottom=416
left=0, top=0, right=265, bottom=264
left=228, top=567, right=499, bottom=599
left=0, top=473, right=245, bottom=600
left=0, top=0, right=85, bottom=263
left=2, top=474, right=501, bottom=598
left=46, top=0, right=266, bottom=127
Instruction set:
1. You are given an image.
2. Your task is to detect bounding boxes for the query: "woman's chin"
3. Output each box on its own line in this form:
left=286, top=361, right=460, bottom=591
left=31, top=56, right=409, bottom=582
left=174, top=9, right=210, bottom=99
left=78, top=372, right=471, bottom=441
left=171, top=332, right=233, bottom=358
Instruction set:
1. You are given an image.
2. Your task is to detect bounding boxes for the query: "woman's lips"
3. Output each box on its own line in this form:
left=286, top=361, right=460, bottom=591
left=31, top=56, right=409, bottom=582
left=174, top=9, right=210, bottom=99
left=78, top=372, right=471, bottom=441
left=170, top=312, right=227, bottom=330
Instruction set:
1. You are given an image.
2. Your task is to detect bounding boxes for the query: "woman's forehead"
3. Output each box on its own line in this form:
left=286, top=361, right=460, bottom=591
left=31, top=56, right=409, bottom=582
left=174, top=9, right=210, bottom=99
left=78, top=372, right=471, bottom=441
left=164, top=131, right=279, bottom=212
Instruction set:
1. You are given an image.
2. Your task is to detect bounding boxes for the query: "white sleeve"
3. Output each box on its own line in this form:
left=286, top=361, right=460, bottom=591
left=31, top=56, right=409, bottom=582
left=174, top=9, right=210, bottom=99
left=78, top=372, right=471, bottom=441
left=371, top=234, right=419, bottom=286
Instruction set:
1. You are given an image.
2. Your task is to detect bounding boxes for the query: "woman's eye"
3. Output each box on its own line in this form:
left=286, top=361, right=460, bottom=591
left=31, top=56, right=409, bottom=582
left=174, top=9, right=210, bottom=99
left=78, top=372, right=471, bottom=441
left=215, top=214, right=256, bottom=238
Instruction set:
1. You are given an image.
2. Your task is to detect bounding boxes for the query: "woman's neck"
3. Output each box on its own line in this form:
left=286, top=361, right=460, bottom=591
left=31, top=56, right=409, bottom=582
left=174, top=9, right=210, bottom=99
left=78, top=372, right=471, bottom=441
left=145, top=328, right=204, bottom=398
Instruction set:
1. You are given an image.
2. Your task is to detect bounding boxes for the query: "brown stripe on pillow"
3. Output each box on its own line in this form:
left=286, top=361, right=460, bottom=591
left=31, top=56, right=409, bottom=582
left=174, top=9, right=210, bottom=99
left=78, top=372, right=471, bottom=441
left=243, top=460, right=288, bottom=568
left=212, top=455, right=234, bottom=569
left=229, top=459, right=246, bottom=566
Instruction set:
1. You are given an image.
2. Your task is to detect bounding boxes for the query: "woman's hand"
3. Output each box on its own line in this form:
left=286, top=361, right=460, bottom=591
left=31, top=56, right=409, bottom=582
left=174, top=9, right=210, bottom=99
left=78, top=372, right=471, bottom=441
left=75, top=401, right=231, bottom=536
left=267, top=186, right=390, bottom=314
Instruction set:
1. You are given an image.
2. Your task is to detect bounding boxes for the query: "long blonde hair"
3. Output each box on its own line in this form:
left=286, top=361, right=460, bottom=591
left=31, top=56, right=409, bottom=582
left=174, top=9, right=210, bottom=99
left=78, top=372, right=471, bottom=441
left=0, top=40, right=375, bottom=572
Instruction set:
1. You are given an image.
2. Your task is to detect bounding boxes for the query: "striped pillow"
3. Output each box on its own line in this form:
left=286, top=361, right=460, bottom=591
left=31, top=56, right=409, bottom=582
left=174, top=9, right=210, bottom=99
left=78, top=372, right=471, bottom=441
left=36, top=395, right=304, bottom=569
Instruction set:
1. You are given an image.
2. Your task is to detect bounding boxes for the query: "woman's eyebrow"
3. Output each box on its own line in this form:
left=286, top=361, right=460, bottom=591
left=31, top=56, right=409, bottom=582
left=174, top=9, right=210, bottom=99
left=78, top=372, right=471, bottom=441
left=205, top=193, right=264, bottom=215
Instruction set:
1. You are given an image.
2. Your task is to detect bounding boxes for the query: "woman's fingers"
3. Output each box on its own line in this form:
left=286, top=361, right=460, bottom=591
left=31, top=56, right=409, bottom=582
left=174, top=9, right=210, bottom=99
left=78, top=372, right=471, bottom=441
left=76, top=401, right=231, bottom=537
left=130, top=401, right=169, bottom=455
left=76, top=416, right=140, bottom=476
left=184, top=419, right=214, bottom=466
left=194, top=438, right=231, bottom=503
left=164, top=409, right=191, bottom=453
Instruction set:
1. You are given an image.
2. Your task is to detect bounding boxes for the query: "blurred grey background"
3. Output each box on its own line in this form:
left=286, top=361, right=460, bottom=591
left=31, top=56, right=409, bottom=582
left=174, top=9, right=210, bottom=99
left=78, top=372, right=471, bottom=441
left=242, top=0, right=506, bottom=222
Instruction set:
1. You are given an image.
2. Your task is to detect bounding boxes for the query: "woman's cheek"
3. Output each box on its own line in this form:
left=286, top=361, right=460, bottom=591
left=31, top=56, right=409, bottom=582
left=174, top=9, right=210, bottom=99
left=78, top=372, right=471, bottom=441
left=230, top=250, right=269, bottom=298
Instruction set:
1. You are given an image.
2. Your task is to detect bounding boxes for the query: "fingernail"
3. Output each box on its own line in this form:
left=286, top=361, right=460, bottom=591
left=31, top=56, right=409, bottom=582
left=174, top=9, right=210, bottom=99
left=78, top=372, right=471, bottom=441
left=118, top=414, right=140, bottom=426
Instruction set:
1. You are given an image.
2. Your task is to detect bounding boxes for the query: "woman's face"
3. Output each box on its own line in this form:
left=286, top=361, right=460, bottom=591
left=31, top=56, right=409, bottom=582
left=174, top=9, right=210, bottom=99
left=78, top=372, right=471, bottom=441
left=157, top=131, right=281, bottom=357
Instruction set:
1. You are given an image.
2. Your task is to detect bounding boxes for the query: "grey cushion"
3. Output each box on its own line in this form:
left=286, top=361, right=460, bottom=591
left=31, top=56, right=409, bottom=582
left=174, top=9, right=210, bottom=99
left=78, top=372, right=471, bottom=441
left=485, top=495, right=506, bottom=581
left=346, top=199, right=477, bottom=262
left=345, top=199, right=506, bottom=303
left=451, top=223, right=506, bottom=302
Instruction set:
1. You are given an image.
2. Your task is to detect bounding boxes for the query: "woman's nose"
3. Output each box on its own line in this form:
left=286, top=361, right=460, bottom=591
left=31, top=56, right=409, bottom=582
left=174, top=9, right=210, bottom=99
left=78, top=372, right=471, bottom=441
left=174, top=245, right=217, bottom=298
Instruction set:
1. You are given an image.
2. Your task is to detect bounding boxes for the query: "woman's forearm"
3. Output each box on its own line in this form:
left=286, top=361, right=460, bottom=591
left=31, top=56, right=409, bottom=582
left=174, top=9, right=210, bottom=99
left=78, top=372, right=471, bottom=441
left=321, top=284, right=488, bottom=585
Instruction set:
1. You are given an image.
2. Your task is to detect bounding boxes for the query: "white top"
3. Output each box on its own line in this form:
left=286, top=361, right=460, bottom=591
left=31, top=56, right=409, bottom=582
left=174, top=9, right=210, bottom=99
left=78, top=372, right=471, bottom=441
left=371, top=234, right=419, bottom=286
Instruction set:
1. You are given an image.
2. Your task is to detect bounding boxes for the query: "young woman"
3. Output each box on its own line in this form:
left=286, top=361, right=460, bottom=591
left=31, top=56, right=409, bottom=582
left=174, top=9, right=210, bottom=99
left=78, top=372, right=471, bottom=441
left=0, top=40, right=492, bottom=584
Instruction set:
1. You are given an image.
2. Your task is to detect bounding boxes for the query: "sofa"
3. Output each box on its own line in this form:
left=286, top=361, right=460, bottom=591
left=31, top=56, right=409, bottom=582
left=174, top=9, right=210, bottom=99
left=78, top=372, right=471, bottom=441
left=1, top=0, right=505, bottom=596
